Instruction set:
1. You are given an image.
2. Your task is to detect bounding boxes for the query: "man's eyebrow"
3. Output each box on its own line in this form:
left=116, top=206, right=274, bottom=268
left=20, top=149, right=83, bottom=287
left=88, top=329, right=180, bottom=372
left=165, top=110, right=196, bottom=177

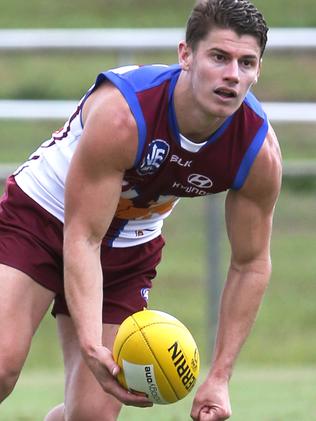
left=208, top=47, right=229, bottom=55
left=209, top=47, right=259, bottom=60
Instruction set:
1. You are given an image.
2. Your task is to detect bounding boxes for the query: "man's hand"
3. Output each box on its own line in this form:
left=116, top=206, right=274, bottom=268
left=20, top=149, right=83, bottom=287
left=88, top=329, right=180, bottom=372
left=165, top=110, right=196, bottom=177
left=190, top=377, right=232, bottom=421
left=84, top=345, right=153, bottom=407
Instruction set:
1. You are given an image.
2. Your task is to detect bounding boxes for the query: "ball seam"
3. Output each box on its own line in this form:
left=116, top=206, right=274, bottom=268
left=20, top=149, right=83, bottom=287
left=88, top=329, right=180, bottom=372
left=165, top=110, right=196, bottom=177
left=133, top=316, right=181, bottom=401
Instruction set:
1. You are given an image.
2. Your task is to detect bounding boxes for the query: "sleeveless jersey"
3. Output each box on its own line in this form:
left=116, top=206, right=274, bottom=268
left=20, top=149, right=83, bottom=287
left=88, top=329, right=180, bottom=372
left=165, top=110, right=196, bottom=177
left=14, top=64, right=269, bottom=247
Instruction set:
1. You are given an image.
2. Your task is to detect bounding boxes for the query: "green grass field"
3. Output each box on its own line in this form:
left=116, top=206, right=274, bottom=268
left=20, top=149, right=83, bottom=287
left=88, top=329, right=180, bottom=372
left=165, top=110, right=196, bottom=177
left=0, top=188, right=315, bottom=420
left=1, top=365, right=316, bottom=421
left=0, top=0, right=316, bottom=419
left=1, top=50, right=316, bottom=102
left=1, top=0, right=316, bottom=28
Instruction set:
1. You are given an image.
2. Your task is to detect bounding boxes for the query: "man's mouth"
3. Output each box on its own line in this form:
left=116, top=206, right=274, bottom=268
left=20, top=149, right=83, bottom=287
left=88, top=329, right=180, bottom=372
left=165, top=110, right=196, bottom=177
left=214, top=88, right=237, bottom=99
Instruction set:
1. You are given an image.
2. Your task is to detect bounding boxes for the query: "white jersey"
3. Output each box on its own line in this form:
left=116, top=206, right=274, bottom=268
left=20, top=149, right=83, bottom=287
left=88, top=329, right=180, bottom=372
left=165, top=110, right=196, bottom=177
left=15, top=101, right=83, bottom=223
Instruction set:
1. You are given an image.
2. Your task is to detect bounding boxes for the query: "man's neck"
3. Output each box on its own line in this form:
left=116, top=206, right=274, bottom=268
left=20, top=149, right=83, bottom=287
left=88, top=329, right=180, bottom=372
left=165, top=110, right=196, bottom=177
left=173, top=72, right=226, bottom=143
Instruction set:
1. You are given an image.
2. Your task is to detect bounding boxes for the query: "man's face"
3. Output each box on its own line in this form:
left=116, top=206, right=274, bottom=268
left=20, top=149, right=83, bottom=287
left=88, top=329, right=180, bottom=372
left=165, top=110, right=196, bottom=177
left=179, top=27, right=262, bottom=118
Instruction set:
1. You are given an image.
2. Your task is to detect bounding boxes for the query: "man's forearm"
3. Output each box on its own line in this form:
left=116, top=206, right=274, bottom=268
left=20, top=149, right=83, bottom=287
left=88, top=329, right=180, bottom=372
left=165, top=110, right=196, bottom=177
left=209, top=262, right=271, bottom=380
left=63, top=240, right=104, bottom=355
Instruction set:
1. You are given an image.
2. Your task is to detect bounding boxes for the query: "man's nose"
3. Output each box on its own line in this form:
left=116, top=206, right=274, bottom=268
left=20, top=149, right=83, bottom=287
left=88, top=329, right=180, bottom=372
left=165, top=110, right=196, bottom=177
left=223, top=60, right=240, bottom=83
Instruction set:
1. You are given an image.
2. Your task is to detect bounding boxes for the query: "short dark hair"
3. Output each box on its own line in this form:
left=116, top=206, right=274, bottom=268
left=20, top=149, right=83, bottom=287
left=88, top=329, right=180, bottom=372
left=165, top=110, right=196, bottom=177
left=185, top=0, right=268, bottom=57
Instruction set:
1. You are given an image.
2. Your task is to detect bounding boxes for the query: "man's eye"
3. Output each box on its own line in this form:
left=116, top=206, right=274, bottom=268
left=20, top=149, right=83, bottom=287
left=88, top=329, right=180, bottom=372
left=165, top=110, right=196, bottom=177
left=242, top=60, right=254, bottom=67
left=214, top=54, right=225, bottom=61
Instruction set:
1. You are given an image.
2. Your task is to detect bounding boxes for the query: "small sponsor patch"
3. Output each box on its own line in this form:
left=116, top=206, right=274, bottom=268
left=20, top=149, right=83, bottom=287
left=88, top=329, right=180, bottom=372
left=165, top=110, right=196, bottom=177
left=137, top=139, right=170, bottom=175
left=141, top=288, right=150, bottom=301
left=187, top=173, right=213, bottom=188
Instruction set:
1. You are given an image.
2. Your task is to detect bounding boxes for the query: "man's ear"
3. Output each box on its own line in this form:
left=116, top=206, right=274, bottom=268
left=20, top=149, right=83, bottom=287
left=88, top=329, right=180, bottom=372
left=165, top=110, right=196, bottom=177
left=178, top=41, right=192, bottom=70
left=254, top=58, right=262, bottom=84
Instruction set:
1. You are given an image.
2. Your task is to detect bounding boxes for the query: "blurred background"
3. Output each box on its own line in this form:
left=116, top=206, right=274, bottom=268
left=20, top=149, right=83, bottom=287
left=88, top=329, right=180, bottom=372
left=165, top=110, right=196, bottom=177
left=0, top=0, right=315, bottom=419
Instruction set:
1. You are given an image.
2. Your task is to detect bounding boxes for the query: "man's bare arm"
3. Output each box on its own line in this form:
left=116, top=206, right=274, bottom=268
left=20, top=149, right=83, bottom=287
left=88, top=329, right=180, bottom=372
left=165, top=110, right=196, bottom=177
left=63, top=83, right=152, bottom=406
left=191, top=126, right=282, bottom=420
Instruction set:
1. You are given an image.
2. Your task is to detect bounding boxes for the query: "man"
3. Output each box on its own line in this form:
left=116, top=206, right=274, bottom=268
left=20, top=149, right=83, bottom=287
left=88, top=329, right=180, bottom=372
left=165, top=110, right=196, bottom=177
left=0, top=0, right=282, bottom=420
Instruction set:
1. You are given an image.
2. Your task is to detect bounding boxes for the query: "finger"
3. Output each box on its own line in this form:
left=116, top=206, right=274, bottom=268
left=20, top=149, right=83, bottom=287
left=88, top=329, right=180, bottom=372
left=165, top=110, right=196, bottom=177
left=117, top=387, right=154, bottom=407
left=93, top=346, right=120, bottom=377
left=191, top=402, right=204, bottom=420
left=102, top=375, right=153, bottom=407
left=88, top=346, right=153, bottom=407
left=191, top=406, right=230, bottom=421
left=97, top=346, right=120, bottom=376
left=199, top=407, right=231, bottom=421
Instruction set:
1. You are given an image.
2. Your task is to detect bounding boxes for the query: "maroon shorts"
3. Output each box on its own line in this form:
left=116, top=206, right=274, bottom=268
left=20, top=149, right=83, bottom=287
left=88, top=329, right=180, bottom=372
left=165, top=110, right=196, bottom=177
left=0, top=177, right=165, bottom=324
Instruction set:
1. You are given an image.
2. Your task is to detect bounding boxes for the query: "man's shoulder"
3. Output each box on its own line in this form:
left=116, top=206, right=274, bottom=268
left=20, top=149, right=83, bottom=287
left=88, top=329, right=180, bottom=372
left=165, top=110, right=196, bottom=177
left=243, top=91, right=266, bottom=120
left=96, top=64, right=181, bottom=92
left=255, top=124, right=282, bottom=173
left=238, top=125, right=282, bottom=206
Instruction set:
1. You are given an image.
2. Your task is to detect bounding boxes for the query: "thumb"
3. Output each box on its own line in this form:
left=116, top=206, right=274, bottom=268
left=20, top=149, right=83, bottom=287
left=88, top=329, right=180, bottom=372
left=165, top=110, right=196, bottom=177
left=111, top=364, right=120, bottom=377
left=199, top=407, right=213, bottom=420
left=199, top=406, right=225, bottom=421
left=98, top=345, right=121, bottom=377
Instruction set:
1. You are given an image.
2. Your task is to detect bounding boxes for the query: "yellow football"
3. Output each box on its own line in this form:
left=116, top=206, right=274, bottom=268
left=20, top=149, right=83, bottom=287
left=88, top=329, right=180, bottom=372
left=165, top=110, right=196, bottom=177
left=112, top=309, right=200, bottom=404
